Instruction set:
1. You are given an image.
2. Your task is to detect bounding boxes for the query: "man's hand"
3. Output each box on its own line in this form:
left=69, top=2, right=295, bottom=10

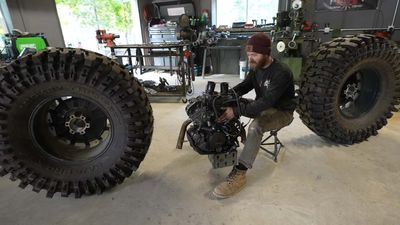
left=217, top=107, right=235, bottom=123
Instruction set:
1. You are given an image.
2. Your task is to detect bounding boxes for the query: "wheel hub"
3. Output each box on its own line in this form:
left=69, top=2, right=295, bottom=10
left=48, top=98, right=110, bottom=148
left=339, top=68, right=382, bottom=119
left=344, top=83, right=360, bottom=100
left=65, top=114, right=91, bottom=135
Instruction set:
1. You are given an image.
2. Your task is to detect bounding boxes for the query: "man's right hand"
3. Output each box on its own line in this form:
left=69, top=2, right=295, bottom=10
left=217, top=107, right=235, bottom=123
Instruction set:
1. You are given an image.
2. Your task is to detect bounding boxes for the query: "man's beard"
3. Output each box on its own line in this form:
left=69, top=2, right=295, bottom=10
left=249, top=56, right=269, bottom=70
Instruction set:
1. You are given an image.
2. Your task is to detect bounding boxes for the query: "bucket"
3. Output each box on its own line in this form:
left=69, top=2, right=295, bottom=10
left=239, top=61, right=248, bottom=79
left=193, top=65, right=202, bottom=76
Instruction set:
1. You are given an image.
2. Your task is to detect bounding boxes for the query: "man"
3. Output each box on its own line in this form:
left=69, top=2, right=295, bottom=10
left=213, top=32, right=296, bottom=198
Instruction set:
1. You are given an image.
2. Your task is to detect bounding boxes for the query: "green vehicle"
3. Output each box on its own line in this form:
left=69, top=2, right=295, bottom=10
left=0, top=0, right=398, bottom=198
left=272, top=0, right=400, bottom=144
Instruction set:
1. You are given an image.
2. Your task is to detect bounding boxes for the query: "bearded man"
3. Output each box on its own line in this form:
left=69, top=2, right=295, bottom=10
left=213, top=32, right=296, bottom=198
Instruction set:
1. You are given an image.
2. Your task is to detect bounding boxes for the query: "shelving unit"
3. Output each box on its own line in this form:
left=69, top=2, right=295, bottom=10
left=110, top=42, right=194, bottom=102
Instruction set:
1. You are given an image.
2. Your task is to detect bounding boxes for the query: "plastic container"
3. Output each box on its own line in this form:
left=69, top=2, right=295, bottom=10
left=239, top=61, right=248, bottom=79
left=193, top=65, right=202, bottom=76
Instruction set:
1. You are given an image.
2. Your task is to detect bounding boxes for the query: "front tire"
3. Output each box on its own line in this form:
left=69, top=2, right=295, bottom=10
left=0, top=48, right=153, bottom=197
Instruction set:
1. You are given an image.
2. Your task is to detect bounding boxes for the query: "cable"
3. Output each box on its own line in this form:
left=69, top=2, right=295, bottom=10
left=230, top=87, right=246, bottom=139
left=222, top=120, right=241, bottom=137
left=212, top=95, right=221, bottom=118
left=392, top=0, right=400, bottom=27
left=230, top=88, right=242, bottom=117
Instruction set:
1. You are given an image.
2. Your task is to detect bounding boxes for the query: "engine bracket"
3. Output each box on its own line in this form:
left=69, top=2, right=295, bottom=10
left=208, top=150, right=237, bottom=169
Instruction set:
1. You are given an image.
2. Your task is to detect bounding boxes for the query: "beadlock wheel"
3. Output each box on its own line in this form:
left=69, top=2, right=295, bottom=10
left=0, top=48, right=153, bottom=198
left=298, top=34, right=400, bottom=144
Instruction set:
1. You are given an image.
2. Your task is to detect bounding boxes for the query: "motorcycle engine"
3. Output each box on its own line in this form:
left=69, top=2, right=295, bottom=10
left=186, top=81, right=244, bottom=155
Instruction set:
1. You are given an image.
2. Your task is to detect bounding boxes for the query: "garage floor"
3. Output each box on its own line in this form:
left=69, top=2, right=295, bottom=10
left=1, top=74, right=399, bottom=225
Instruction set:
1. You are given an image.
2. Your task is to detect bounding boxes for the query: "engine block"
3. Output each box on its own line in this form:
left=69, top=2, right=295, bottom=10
left=185, top=81, right=243, bottom=155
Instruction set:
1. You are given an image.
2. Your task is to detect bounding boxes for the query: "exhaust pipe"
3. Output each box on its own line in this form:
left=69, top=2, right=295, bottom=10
left=176, top=119, right=192, bottom=149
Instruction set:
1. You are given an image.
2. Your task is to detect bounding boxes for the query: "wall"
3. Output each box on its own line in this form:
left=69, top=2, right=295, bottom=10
left=6, top=0, right=65, bottom=47
left=303, top=0, right=400, bottom=41
left=137, top=0, right=152, bottom=44
left=304, top=0, right=399, bottom=29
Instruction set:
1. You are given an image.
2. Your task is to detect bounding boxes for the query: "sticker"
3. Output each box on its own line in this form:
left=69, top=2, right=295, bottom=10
left=167, top=7, right=185, bottom=16
left=264, top=80, right=270, bottom=89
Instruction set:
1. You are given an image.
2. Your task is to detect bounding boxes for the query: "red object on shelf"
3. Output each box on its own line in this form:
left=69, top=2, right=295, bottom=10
left=374, top=31, right=390, bottom=39
left=96, top=29, right=120, bottom=47
left=303, top=21, right=313, bottom=32
left=334, top=0, right=361, bottom=6
left=183, top=50, right=192, bottom=59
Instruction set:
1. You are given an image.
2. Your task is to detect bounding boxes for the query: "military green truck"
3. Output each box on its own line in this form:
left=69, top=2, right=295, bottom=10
left=0, top=0, right=398, bottom=197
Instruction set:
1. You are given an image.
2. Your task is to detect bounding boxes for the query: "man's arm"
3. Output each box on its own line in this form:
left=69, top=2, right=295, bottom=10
left=239, top=71, right=292, bottom=118
left=232, top=70, right=254, bottom=96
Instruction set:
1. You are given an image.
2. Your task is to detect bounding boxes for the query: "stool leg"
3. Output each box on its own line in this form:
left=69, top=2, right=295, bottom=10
left=273, top=133, right=279, bottom=162
left=202, top=48, right=207, bottom=78
left=259, top=130, right=286, bottom=162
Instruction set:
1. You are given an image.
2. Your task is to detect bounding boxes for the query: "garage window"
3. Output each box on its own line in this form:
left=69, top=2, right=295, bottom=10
left=213, top=0, right=279, bottom=27
left=55, top=0, right=142, bottom=54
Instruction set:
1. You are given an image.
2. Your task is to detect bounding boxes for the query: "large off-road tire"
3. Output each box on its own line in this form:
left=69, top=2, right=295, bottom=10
left=298, top=34, right=400, bottom=144
left=0, top=48, right=153, bottom=197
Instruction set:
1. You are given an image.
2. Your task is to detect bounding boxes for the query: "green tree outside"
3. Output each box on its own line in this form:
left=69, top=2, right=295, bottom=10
left=55, top=0, right=132, bottom=41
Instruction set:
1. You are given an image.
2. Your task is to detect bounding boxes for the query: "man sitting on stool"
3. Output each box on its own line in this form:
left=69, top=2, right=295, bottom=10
left=214, top=32, right=296, bottom=198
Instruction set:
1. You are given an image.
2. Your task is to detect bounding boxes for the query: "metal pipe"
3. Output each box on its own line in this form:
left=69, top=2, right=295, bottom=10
left=176, top=119, right=192, bottom=149
left=340, top=28, right=400, bottom=31
left=318, top=27, right=400, bottom=32
left=246, top=0, right=249, bottom=23
left=201, top=48, right=207, bottom=79
left=392, top=0, right=400, bottom=27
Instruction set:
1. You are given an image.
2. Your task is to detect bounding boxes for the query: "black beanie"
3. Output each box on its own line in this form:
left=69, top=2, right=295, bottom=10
left=246, top=33, right=272, bottom=55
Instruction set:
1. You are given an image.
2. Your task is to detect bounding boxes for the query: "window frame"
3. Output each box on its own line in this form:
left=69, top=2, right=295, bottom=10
left=212, top=0, right=279, bottom=27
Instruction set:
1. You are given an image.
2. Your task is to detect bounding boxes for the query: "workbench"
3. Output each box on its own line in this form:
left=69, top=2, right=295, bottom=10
left=110, top=42, right=194, bottom=102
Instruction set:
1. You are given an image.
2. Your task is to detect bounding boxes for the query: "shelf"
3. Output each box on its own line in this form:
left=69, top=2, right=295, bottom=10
left=114, top=53, right=181, bottom=58
left=112, top=42, right=190, bottom=49
left=140, top=66, right=179, bottom=70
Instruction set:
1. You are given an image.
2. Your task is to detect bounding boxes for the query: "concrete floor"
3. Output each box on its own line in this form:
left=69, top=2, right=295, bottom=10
left=1, top=74, right=399, bottom=225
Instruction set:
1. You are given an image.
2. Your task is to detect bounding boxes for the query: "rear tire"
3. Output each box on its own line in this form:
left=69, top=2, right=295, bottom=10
left=298, top=34, right=400, bottom=144
left=0, top=48, right=153, bottom=197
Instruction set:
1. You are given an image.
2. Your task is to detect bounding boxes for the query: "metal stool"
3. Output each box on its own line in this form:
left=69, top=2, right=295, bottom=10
left=260, top=128, right=284, bottom=162
left=259, top=113, right=294, bottom=162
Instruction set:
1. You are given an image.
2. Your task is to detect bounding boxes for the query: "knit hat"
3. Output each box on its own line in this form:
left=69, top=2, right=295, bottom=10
left=246, top=33, right=271, bottom=55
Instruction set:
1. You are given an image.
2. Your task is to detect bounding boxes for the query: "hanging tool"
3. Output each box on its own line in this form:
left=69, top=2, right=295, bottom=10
left=96, top=30, right=120, bottom=47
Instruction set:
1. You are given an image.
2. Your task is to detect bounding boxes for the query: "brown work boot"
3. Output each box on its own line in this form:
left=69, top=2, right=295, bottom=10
left=213, top=167, right=247, bottom=199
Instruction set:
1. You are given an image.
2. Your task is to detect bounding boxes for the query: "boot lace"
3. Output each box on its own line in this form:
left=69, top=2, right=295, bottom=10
left=226, top=169, right=241, bottom=184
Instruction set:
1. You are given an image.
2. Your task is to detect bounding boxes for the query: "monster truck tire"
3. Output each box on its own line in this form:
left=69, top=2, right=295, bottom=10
left=0, top=48, right=153, bottom=198
left=298, top=34, right=400, bottom=144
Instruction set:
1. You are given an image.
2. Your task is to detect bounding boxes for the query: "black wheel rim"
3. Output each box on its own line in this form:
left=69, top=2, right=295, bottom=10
left=30, top=96, right=113, bottom=161
left=339, top=67, right=382, bottom=118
